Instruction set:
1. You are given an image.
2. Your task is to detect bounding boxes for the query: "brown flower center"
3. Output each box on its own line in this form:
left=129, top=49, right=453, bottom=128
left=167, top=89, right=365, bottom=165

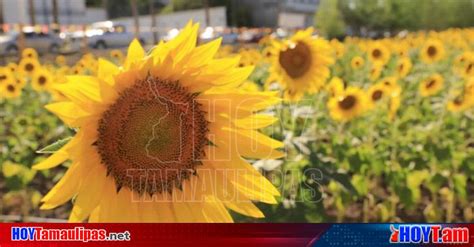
left=372, top=49, right=382, bottom=59
left=38, top=76, right=47, bottom=85
left=372, top=90, right=383, bottom=101
left=398, top=64, right=404, bottom=72
left=279, top=41, right=312, bottom=79
left=454, top=98, right=463, bottom=106
left=426, top=79, right=436, bottom=89
left=7, top=85, right=15, bottom=92
left=339, top=95, right=357, bottom=110
left=25, top=63, right=34, bottom=72
left=466, top=63, right=473, bottom=74
left=427, top=46, right=437, bottom=57
left=96, top=77, right=209, bottom=195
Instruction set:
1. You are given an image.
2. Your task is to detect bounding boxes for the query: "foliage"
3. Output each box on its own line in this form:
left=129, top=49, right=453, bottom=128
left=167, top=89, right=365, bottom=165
left=316, top=0, right=474, bottom=38
left=315, top=0, right=346, bottom=39
left=0, top=86, right=71, bottom=217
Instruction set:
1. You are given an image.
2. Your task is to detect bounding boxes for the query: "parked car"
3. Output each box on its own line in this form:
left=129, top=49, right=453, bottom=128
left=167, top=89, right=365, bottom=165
left=88, top=21, right=144, bottom=49
left=0, top=31, right=80, bottom=56
left=199, top=27, right=238, bottom=45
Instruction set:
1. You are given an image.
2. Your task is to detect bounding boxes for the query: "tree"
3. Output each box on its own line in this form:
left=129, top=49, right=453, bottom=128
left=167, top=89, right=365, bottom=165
left=51, top=0, right=59, bottom=33
left=0, top=0, right=4, bottom=33
left=315, top=0, right=346, bottom=38
left=28, top=0, right=36, bottom=26
left=130, top=0, right=140, bottom=38
left=335, top=0, right=474, bottom=37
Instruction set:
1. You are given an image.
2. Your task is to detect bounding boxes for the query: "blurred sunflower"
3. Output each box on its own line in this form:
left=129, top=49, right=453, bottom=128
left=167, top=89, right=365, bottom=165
left=110, top=49, right=124, bottom=62
left=16, top=77, right=27, bottom=88
left=19, top=57, right=41, bottom=76
left=269, top=27, right=334, bottom=101
left=447, top=98, right=467, bottom=112
left=35, top=22, right=283, bottom=223
left=447, top=89, right=471, bottom=112
left=56, top=55, right=67, bottom=66
left=461, top=59, right=474, bottom=79
left=71, top=66, right=84, bottom=75
left=330, top=39, right=345, bottom=58
left=0, top=67, right=14, bottom=86
left=395, top=43, right=409, bottom=57
left=380, top=76, right=398, bottom=90
left=454, top=53, right=469, bottom=67
left=22, top=48, right=38, bottom=59
left=1, top=81, right=22, bottom=99
left=369, top=64, right=383, bottom=81
left=7, top=63, right=18, bottom=74
left=367, top=42, right=390, bottom=65
left=32, top=69, right=53, bottom=91
left=326, top=76, right=344, bottom=97
left=351, top=56, right=364, bottom=70
left=389, top=94, right=401, bottom=120
left=328, top=86, right=367, bottom=122
left=262, top=46, right=275, bottom=62
left=420, top=39, right=445, bottom=64
left=367, top=83, right=388, bottom=109
left=419, top=73, right=444, bottom=97
left=396, top=57, right=412, bottom=78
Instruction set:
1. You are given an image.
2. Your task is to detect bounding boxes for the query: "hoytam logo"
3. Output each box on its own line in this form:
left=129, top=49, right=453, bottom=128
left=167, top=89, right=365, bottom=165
left=390, top=224, right=469, bottom=244
left=11, top=227, right=131, bottom=242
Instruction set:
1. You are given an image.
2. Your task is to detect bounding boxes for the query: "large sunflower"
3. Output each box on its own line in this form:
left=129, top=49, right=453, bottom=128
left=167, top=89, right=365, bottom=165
left=269, top=27, right=334, bottom=101
left=35, top=22, right=283, bottom=223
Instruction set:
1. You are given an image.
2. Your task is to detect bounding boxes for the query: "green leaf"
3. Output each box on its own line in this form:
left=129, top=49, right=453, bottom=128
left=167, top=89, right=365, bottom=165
left=319, top=167, right=358, bottom=196
left=453, top=174, right=467, bottom=201
left=352, top=174, right=368, bottom=196
left=37, top=137, right=72, bottom=154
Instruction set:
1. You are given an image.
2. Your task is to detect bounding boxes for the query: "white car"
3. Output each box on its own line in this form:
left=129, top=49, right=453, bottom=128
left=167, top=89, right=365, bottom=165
left=0, top=31, right=80, bottom=56
left=87, top=22, right=144, bottom=49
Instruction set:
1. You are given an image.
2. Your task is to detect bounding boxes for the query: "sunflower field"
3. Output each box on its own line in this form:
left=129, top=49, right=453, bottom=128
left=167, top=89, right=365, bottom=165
left=1, top=24, right=474, bottom=223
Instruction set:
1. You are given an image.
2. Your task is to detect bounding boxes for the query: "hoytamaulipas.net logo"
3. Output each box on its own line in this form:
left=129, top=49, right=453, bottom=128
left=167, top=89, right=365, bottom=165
left=11, top=226, right=131, bottom=242
left=390, top=224, right=469, bottom=244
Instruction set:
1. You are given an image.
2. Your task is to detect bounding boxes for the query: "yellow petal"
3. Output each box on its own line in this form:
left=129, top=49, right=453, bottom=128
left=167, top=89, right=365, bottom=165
left=209, top=125, right=285, bottom=159
left=40, top=162, right=85, bottom=209
left=45, top=102, right=90, bottom=127
left=97, top=58, right=119, bottom=85
left=202, top=195, right=233, bottom=223
left=125, top=39, right=145, bottom=68
left=233, top=114, right=278, bottom=129
left=223, top=200, right=264, bottom=218
left=68, top=165, right=107, bottom=222
left=184, top=37, right=222, bottom=68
